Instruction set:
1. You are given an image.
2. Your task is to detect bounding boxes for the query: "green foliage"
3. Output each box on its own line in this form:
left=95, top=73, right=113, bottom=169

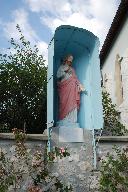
left=100, top=146, right=128, bottom=192
left=102, top=90, right=128, bottom=136
left=0, top=24, right=47, bottom=133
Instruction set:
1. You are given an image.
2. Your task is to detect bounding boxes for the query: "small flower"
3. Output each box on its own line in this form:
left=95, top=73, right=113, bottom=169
left=60, top=147, right=65, bottom=154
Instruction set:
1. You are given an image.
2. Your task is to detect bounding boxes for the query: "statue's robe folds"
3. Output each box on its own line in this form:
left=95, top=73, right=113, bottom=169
left=57, top=66, right=80, bottom=122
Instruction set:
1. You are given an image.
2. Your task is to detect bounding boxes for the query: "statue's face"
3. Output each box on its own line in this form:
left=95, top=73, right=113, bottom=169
left=67, top=55, right=73, bottom=66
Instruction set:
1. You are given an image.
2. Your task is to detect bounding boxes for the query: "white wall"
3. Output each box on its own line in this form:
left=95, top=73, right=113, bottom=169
left=102, top=16, right=128, bottom=127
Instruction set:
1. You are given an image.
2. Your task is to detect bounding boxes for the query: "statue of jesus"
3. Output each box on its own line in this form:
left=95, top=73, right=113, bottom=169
left=57, top=54, right=85, bottom=124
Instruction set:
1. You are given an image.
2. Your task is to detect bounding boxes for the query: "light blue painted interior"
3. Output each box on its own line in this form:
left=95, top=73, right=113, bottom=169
left=47, top=25, right=103, bottom=129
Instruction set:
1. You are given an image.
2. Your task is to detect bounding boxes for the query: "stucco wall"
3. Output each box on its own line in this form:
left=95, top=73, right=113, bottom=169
left=102, top=16, right=128, bottom=127
left=102, top=16, right=128, bottom=103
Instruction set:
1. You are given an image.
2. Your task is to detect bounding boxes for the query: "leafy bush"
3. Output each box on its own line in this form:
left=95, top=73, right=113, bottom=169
left=100, top=146, right=128, bottom=192
left=102, top=91, right=128, bottom=136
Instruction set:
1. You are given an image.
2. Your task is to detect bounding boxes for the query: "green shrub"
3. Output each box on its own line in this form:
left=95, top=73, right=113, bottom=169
left=102, top=91, right=128, bottom=136
left=100, top=146, right=128, bottom=192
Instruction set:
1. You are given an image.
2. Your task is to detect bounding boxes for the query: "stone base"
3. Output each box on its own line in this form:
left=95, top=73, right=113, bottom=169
left=49, top=129, right=94, bottom=192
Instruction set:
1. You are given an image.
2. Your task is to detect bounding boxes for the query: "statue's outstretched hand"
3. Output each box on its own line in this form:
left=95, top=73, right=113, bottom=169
left=79, top=84, right=85, bottom=92
left=79, top=84, right=85, bottom=91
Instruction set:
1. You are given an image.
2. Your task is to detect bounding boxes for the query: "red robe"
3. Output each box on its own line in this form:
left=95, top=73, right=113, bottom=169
left=57, top=68, right=80, bottom=120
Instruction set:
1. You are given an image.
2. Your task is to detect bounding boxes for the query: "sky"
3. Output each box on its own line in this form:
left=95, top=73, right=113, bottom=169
left=0, top=0, right=121, bottom=64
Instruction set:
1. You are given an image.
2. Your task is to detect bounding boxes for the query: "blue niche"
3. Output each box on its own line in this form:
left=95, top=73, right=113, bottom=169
left=47, top=25, right=103, bottom=130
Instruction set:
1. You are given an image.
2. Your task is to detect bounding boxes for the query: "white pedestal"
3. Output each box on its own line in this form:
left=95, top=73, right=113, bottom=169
left=59, top=126, right=84, bottom=142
